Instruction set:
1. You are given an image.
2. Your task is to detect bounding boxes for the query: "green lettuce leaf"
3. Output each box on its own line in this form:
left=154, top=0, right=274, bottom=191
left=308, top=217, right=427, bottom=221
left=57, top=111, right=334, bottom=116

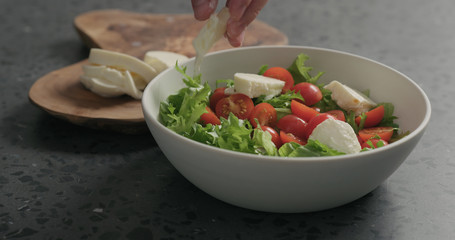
left=287, top=53, right=324, bottom=84
left=252, top=128, right=278, bottom=156
left=216, top=113, right=255, bottom=154
left=278, top=140, right=345, bottom=157
left=159, top=65, right=211, bottom=134
left=254, top=91, right=304, bottom=109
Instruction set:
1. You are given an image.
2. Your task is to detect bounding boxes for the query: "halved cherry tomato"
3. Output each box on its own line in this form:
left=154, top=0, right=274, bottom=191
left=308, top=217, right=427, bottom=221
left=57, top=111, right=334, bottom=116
left=358, top=126, right=394, bottom=142
left=263, top=67, right=294, bottom=93
left=303, top=113, right=336, bottom=140
left=290, top=100, right=319, bottom=122
left=276, top=114, right=307, bottom=139
left=291, top=82, right=322, bottom=106
left=325, top=110, right=346, bottom=122
left=215, top=93, right=254, bottom=120
left=361, top=139, right=388, bottom=149
left=355, top=105, right=385, bottom=128
left=210, top=87, right=228, bottom=111
left=357, top=135, right=365, bottom=145
left=249, top=103, right=277, bottom=128
left=280, top=131, right=307, bottom=145
left=200, top=106, right=221, bottom=125
left=261, top=126, right=282, bottom=148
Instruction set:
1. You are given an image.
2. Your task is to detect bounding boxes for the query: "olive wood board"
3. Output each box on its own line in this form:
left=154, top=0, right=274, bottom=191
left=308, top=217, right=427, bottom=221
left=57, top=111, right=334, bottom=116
left=28, top=9, right=288, bottom=134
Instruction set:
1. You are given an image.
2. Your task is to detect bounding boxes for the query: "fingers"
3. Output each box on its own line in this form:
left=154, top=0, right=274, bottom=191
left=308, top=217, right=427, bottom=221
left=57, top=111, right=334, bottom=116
left=192, top=0, right=269, bottom=47
left=192, top=0, right=219, bottom=20
left=225, top=0, right=268, bottom=47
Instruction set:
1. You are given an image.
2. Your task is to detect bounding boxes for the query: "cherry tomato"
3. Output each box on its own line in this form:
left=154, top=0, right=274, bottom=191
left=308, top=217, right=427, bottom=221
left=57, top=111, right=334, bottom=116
left=358, top=126, right=394, bottom=142
left=361, top=139, right=389, bottom=149
left=215, top=93, right=254, bottom=120
left=303, top=113, right=336, bottom=140
left=276, top=114, right=307, bottom=139
left=291, top=82, right=323, bottom=106
left=263, top=67, right=294, bottom=93
left=210, top=87, right=228, bottom=111
left=355, top=105, right=385, bottom=128
left=280, top=131, right=307, bottom=146
left=249, top=103, right=277, bottom=128
left=261, top=126, right=282, bottom=148
left=357, top=135, right=365, bottom=145
left=200, top=106, right=221, bottom=125
left=325, top=110, right=346, bottom=121
left=290, top=100, right=320, bottom=122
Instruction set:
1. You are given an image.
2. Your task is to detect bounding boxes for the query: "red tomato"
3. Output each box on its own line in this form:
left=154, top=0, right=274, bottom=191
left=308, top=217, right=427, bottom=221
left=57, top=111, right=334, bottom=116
left=263, top=67, right=294, bottom=93
left=357, top=135, right=365, bottom=145
left=261, top=126, right=282, bottom=148
left=249, top=103, right=277, bottom=128
left=355, top=105, right=385, bottom=128
left=290, top=100, right=320, bottom=122
left=325, top=110, right=346, bottom=122
left=361, top=139, right=389, bottom=149
left=291, top=82, right=323, bottom=106
left=200, top=106, right=221, bottom=125
left=280, top=131, right=307, bottom=146
left=210, top=87, right=228, bottom=111
left=358, top=126, right=394, bottom=142
left=303, top=113, right=336, bottom=140
left=276, top=114, right=307, bottom=139
left=215, top=93, right=254, bottom=120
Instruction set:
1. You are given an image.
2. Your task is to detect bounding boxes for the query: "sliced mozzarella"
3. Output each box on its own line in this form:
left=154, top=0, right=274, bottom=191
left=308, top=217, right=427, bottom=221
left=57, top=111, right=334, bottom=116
left=193, top=7, right=230, bottom=76
left=121, top=70, right=143, bottom=100
left=80, top=76, right=124, bottom=98
left=309, top=118, right=361, bottom=154
left=233, top=73, right=285, bottom=99
left=82, top=65, right=126, bottom=86
left=144, top=51, right=189, bottom=73
left=88, top=48, right=158, bottom=84
left=324, top=80, right=376, bottom=116
left=80, top=60, right=142, bottom=99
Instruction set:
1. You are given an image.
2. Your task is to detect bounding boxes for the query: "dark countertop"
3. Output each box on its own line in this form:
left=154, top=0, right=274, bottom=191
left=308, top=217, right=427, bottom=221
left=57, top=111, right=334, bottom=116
left=1, top=0, right=454, bottom=239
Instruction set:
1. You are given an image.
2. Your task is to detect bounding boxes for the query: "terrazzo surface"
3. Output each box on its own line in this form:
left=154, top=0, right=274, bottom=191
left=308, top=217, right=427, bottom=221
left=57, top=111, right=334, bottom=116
left=1, top=0, right=454, bottom=239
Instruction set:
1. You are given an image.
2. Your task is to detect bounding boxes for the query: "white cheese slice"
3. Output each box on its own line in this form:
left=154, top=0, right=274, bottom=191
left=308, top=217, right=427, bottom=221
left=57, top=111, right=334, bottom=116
left=80, top=65, right=143, bottom=99
left=80, top=76, right=124, bottom=98
left=233, top=73, right=285, bottom=99
left=144, top=51, right=189, bottom=74
left=192, top=7, right=230, bottom=76
left=324, top=80, right=376, bottom=116
left=309, top=118, right=361, bottom=154
left=88, top=48, right=158, bottom=84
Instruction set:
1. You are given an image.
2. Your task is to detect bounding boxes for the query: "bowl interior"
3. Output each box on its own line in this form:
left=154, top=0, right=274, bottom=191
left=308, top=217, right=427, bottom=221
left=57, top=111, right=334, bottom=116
left=144, top=46, right=430, bottom=138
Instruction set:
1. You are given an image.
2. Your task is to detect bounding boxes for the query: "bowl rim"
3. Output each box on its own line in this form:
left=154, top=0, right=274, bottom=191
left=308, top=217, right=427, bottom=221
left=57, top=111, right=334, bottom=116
left=142, top=45, right=431, bottom=163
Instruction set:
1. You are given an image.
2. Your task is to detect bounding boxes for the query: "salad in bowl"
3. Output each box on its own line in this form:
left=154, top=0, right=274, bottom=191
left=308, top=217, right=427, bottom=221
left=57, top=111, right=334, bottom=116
left=159, top=53, right=406, bottom=157
left=142, top=46, right=430, bottom=213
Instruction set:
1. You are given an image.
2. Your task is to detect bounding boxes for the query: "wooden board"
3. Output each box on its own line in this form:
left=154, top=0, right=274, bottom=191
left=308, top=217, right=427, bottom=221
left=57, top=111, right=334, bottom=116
left=29, top=9, right=288, bottom=134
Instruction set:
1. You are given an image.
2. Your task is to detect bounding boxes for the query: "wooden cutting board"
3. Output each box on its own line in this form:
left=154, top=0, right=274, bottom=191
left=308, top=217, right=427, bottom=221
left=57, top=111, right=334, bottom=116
left=28, top=9, right=288, bottom=134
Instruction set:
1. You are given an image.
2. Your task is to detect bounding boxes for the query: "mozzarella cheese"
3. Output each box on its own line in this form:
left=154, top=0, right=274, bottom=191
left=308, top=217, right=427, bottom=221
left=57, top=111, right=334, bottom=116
left=324, top=80, right=376, bottom=116
left=81, top=49, right=186, bottom=99
left=81, top=64, right=143, bottom=99
left=193, top=7, right=230, bottom=76
left=233, top=73, right=285, bottom=99
left=144, top=51, right=189, bottom=73
left=88, top=48, right=158, bottom=85
left=309, top=118, right=361, bottom=154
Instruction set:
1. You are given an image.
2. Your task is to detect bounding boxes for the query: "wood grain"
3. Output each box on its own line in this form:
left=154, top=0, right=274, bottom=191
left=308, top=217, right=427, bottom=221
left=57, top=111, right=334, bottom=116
left=29, top=9, right=288, bottom=134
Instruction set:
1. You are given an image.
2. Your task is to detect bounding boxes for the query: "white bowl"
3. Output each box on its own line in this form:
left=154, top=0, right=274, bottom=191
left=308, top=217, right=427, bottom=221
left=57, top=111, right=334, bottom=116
left=142, top=46, right=431, bottom=213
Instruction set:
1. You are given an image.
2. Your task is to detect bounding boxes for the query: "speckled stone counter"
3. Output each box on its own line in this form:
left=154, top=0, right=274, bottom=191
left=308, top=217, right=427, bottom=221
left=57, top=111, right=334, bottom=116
left=1, top=0, right=454, bottom=239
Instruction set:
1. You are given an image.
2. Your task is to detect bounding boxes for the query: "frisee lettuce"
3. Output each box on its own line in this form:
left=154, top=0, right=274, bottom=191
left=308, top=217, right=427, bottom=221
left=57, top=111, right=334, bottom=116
left=279, top=140, right=345, bottom=157
left=159, top=65, right=211, bottom=134
left=254, top=91, right=304, bottom=109
left=287, top=53, right=324, bottom=84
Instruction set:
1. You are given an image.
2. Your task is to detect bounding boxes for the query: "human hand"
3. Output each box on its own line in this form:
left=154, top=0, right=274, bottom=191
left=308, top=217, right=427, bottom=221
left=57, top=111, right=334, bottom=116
left=191, top=0, right=268, bottom=47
